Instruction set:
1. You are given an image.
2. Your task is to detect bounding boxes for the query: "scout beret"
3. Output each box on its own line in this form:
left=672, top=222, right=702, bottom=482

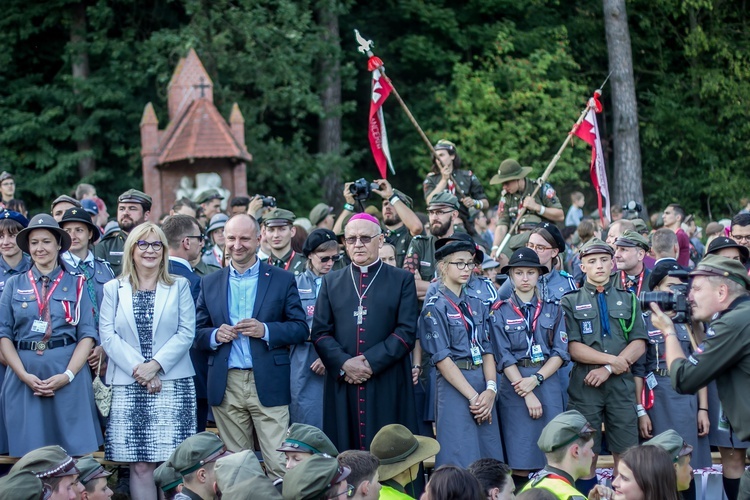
left=434, top=232, right=484, bottom=263
left=391, top=189, right=414, bottom=209
left=154, top=461, right=183, bottom=493
left=194, top=188, right=224, bottom=205
left=277, top=423, right=339, bottom=457
left=578, top=237, right=614, bottom=258
left=648, top=260, right=685, bottom=291
left=690, top=254, right=750, bottom=290
left=534, top=222, right=565, bottom=253
left=644, top=430, right=693, bottom=462
left=170, top=432, right=231, bottom=475
left=706, top=237, right=749, bottom=264
left=80, top=198, right=99, bottom=216
left=0, top=171, right=13, bottom=182
left=428, top=191, right=459, bottom=210
left=16, top=214, right=71, bottom=254
left=282, top=455, right=350, bottom=500
left=60, top=207, right=100, bottom=243
left=214, top=450, right=265, bottom=493
left=490, top=159, right=532, bottom=185
left=222, top=475, right=283, bottom=500
left=261, top=208, right=296, bottom=227
left=538, top=410, right=596, bottom=453
left=75, top=456, right=111, bottom=486
left=118, top=189, right=152, bottom=210
left=434, top=139, right=457, bottom=153
left=0, top=209, right=29, bottom=228
left=501, top=248, right=549, bottom=275
left=309, top=203, right=334, bottom=226
left=615, top=230, right=650, bottom=251
left=50, top=195, right=82, bottom=212
left=301, top=229, right=338, bottom=258
left=11, top=445, right=79, bottom=479
left=371, top=424, right=440, bottom=481
left=0, top=470, right=48, bottom=500
left=207, top=213, right=229, bottom=235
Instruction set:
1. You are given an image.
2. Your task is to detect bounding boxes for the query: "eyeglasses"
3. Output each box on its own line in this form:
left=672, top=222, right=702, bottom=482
left=136, top=240, right=164, bottom=251
left=527, top=242, right=554, bottom=252
left=731, top=233, right=750, bottom=242
left=332, top=484, right=355, bottom=498
left=427, top=209, right=454, bottom=217
left=344, top=235, right=379, bottom=245
left=448, top=261, right=476, bottom=270
left=316, top=254, right=342, bottom=263
left=183, top=235, right=204, bottom=242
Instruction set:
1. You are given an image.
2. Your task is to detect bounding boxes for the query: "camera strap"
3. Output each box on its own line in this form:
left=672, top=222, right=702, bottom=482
left=617, top=292, right=638, bottom=341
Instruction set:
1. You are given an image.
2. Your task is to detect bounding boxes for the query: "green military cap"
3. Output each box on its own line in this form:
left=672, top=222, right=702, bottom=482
left=282, top=455, right=351, bottom=500
left=644, top=430, right=693, bottom=462
left=428, top=191, right=459, bottom=210
left=538, top=410, right=597, bottom=453
left=690, top=254, right=750, bottom=290
left=154, top=461, right=183, bottom=493
left=434, top=139, right=457, bottom=153
left=222, top=475, right=283, bottom=500
left=277, top=423, right=339, bottom=457
left=309, top=203, right=334, bottom=226
left=391, top=189, right=414, bottom=209
left=10, top=445, right=79, bottom=479
left=615, top=230, right=650, bottom=251
left=490, top=159, right=532, bottom=185
left=0, top=470, right=46, bottom=500
left=76, top=455, right=111, bottom=486
left=170, top=432, right=232, bottom=476
left=261, top=208, right=296, bottom=227
left=194, top=188, right=225, bottom=205
left=631, top=218, right=649, bottom=235
left=215, top=450, right=265, bottom=492
left=50, top=194, right=83, bottom=212
left=578, top=237, right=614, bottom=258
left=118, top=189, right=152, bottom=210
left=518, top=213, right=542, bottom=230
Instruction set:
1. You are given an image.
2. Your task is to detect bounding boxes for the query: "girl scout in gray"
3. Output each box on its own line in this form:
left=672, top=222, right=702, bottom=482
left=418, top=237, right=503, bottom=468
left=490, top=249, right=568, bottom=476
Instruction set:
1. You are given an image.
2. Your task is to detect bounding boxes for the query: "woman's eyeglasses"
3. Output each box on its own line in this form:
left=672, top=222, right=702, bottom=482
left=527, top=243, right=554, bottom=252
left=136, top=240, right=164, bottom=251
left=448, top=261, right=476, bottom=270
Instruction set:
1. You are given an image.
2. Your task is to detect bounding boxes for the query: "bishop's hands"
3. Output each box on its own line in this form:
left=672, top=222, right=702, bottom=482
left=343, top=355, right=372, bottom=384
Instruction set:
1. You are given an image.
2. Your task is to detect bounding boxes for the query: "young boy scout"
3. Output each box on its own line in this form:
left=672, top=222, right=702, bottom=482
left=561, top=238, right=647, bottom=493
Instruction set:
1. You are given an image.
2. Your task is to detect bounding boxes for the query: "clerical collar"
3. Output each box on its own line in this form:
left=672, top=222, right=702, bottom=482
left=352, top=259, right=382, bottom=274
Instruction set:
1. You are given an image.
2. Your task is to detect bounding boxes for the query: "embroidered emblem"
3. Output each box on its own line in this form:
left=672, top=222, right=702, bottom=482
left=575, top=304, right=592, bottom=310
left=560, top=332, right=568, bottom=343
left=582, top=321, right=593, bottom=335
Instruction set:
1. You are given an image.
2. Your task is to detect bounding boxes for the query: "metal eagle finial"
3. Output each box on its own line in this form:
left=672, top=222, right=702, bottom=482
left=354, top=29, right=373, bottom=55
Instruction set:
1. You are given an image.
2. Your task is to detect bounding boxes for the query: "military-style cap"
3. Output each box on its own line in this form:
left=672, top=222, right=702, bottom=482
left=434, top=232, right=484, bottom=263
left=615, top=230, right=650, bottom=251
left=690, top=254, right=750, bottom=290
left=706, top=237, right=749, bottom=264
left=538, top=410, right=596, bottom=453
left=631, top=218, right=649, bottom=235
left=262, top=208, right=296, bottom=227
left=0, top=171, right=13, bottom=182
left=16, top=214, right=72, bottom=254
left=170, top=432, right=232, bottom=476
left=0, top=470, right=47, bottom=500
left=118, top=189, right=152, bottom=211
left=534, top=222, right=565, bottom=253
left=11, top=445, right=79, bottom=479
left=0, top=209, right=29, bottom=228
left=302, top=229, right=338, bottom=258
left=75, top=456, right=111, bottom=485
left=645, top=430, right=693, bottom=462
left=428, top=191, right=459, bottom=210
left=207, top=213, right=229, bottom=235
left=391, top=189, right=414, bottom=209
left=434, top=139, right=457, bottom=153
left=648, top=260, right=685, bottom=291
left=490, top=159, right=532, bottom=185
left=705, top=222, right=726, bottom=237
left=518, top=213, right=542, bottom=230
left=195, top=188, right=224, bottom=205
left=482, top=255, right=499, bottom=270
left=371, top=424, right=440, bottom=481
left=309, top=203, right=334, bottom=226
left=50, top=195, right=82, bottom=212
left=501, top=248, right=549, bottom=275
left=215, top=450, right=265, bottom=492
left=154, top=461, right=183, bottom=493
left=224, top=475, right=283, bottom=500
left=103, top=220, right=120, bottom=239
left=277, top=423, right=339, bottom=457
left=578, top=237, right=614, bottom=258
left=80, top=198, right=99, bottom=216
left=60, top=207, right=100, bottom=243
left=282, top=455, right=351, bottom=500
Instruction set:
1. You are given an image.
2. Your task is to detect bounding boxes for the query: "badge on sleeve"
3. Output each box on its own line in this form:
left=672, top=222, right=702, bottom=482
left=560, top=331, right=568, bottom=343
left=581, top=321, right=593, bottom=335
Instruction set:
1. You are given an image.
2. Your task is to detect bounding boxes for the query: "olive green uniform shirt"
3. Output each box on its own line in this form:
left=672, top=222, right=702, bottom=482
left=403, top=234, right=436, bottom=282
left=423, top=169, right=487, bottom=219
left=497, top=180, right=562, bottom=232
left=386, top=224, right=414, bottom=269
left=93, top=230, right=128, bottom=276
left=268, top=248, right=307, bottom=276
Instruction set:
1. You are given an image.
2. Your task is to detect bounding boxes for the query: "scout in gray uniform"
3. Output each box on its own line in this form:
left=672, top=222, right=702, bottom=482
left=423, top=139, right=489, bottom=220
left=561, top=238, right=647, bottom=493
left=202, top=213, right=228, bottom=268
left=0, top=215, right=102, bottom=457
left=94, top=189, right=152, bottom=276
left=651, top=255, right=750, bottom=500
left=632, top=261, right=711, bottom=472
left=490, top=159, right=563, bottom=248
left=418, top=237, right=503, bottom=468
left=290, top=229, right=339, bottom=428
left=490, top=249, right=568, bottom=484
left=262, top=208, right=307, bottom=276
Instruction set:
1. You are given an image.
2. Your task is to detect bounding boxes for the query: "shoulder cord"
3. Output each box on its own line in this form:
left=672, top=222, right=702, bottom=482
left=617, top=292, right=637, bottom=341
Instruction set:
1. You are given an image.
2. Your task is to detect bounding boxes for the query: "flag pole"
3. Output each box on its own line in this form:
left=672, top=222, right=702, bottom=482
left=355, top=30, right=466, bottom=198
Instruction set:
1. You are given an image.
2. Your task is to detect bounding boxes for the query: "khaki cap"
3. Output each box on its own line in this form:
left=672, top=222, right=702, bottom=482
left=194, top=188, right=224, bottom=205
left=428, top=191, right=459, bottom=210
left=690, top=254, right=750, bottom=290
left=644, top=430, right=693, bottom=462
left=0, top=470, right=47, bottom=500
left=118, top=189, right=152, bottom=210
left=309, top=203, right=333, bottom=226
left=170, top=432, right=232, bottom=475
left=282, top=455, right=350, bottom=500
left=578, top=237, right=614, bottom=258
left=615, top=230, right=650, bottom=251
left=154, top=461, right=183, bottom=493
left=261, top=208, right=296, bottom=227
left=75, top=455, right=111, bottom=485
left=538, top=410, right=596, bottom=453
left=11, top=445, right=79, bottom=479
left=490, top=159, right=532, bottom=185
left=276, top=423, right=339, bottom=457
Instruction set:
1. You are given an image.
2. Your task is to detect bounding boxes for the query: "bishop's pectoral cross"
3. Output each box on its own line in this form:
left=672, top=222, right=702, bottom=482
left=353, top=304, right=367, bottom=325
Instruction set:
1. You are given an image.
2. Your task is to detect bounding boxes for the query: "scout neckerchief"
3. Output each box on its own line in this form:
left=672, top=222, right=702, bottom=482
left=620, top=270, right=644, bottom=296
left=444, top=294, right=482, bottom=351
left=510, top=293, right=543, bottom=357
left=77, top=261, right=99, bottom=325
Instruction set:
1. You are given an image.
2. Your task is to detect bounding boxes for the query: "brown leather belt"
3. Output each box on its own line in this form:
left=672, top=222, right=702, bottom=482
left=454, top=359, right=481, bottom=370
left=518, top=359, right=545, bottom=368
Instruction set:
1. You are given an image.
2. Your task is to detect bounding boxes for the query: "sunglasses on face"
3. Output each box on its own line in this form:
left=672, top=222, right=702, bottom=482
left=316, top=254, right=342, bottom=263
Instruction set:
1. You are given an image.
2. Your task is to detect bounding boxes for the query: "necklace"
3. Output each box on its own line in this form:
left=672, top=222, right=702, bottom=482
left=349, top=262, right=383, bottom=325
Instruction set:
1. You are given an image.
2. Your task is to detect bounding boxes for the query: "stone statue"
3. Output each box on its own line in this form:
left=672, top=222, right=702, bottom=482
left=193, top=172, right=230, bottom=210
left=175, top=176, right=195, bottom=201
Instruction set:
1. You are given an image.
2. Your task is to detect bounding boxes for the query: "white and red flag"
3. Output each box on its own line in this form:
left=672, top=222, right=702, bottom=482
left=574, top=92, right=611, bottom=223
left=367, top=56, right=395, bottom=178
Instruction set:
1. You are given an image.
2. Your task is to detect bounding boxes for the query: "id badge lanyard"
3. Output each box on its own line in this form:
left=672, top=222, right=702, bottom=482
left=509, top=298, right=542, bottom=357
left=28, top=270, right=64, bottom=319
left=445, top=296, right=484, bottom=356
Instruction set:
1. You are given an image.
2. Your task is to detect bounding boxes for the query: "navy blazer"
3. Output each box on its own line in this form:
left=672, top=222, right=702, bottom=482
left=196, top=261, right=308, bottom=407
left=168, top=260, right=201, bottom=303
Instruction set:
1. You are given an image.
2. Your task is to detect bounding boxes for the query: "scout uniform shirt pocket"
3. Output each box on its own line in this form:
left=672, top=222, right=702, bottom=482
left=572, top=308, right=597, bottom=339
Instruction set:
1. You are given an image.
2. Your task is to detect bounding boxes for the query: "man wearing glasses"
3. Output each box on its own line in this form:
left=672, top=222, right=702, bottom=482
left=312, top=213, right=419, bottom=451
left=730, top=213, right=750, bottom=271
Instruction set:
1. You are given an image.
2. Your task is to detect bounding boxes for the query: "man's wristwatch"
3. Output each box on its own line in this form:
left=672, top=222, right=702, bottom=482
left=534, top=373, right=545, bottom=386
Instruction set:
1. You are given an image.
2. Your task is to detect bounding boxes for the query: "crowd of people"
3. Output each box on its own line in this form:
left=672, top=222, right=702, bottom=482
left=0, top=141, right=749, bottom=500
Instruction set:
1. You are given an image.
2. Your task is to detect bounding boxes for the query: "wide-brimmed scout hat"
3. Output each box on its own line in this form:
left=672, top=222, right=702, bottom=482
left=501, top=248, right=549, bottom=275
left=490, top=159, right=532, bottom=185
left=370, top=424, right=440, bottom=481
left=706, top=237, right=749, bottom=264
left=60, top=207, right=100, bottom=244
left=16, top=214, right=71, bottom=254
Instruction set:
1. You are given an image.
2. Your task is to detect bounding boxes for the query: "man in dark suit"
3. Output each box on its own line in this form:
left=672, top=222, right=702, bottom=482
left=195, top=213, right=308, bottom=479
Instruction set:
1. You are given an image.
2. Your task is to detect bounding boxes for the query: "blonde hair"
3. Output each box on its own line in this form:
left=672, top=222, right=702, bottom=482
left=120, top=222, right=175, bottom=289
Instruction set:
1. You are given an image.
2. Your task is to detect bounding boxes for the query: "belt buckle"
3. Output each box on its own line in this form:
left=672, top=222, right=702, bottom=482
left=32, top=341, right=47, bottom=352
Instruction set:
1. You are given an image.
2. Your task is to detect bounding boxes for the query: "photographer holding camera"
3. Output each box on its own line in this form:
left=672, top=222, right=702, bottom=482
left=650, top=254, right=750, bottom=499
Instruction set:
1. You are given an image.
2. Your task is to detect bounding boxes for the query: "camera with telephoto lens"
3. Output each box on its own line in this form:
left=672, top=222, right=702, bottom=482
left=348, top=178, right=380, bottom=202
left=639, top=270, right=691, bottom=323
left=255, top=195, right=277, bottom=208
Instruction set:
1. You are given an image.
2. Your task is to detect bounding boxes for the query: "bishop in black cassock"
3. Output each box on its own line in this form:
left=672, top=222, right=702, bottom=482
left=312, top=214, right=418, bottom=451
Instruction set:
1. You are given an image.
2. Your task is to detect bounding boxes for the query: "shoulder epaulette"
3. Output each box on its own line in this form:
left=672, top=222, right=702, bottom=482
left=562, top=288, right=580, bottom=297
left=491, top=300, right=505, bottom=311
left=424, top=294, right=440, bottom=306
left=412, top=234, right=431, bottom=241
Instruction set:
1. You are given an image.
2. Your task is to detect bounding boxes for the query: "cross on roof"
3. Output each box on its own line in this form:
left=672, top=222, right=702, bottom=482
left=193, top=77, right=211, bottom=98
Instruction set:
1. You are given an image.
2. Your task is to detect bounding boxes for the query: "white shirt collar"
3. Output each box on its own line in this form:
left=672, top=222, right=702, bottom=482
left=169, top=256, right=193, bottom=271
left=63, top=250, right=94, bottom=268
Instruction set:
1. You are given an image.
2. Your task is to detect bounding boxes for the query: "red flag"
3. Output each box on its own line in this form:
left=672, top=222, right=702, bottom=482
left=574, top=93, right=611, bottom=222
left=368, top=57, right=394, bottom=178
